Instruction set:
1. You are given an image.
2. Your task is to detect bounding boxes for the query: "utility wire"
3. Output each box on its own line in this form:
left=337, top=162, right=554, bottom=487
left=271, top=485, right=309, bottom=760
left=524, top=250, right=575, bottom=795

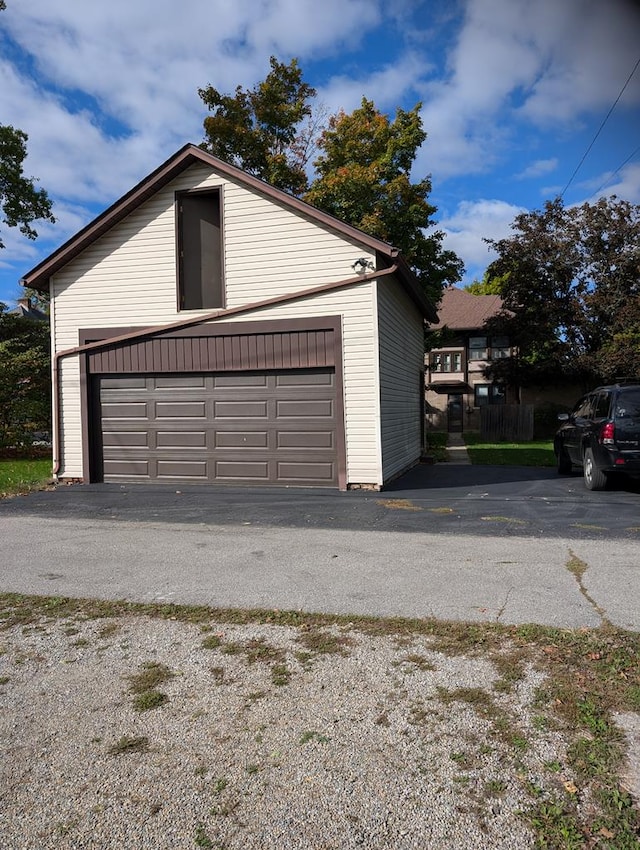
left=592, top=142, right=640, bottom=198
left=560, top=55, right=640, bottom=198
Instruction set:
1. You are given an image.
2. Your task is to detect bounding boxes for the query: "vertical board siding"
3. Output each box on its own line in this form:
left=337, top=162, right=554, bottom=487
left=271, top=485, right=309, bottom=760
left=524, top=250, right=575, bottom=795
left=376, top=275, right=424, bottom=481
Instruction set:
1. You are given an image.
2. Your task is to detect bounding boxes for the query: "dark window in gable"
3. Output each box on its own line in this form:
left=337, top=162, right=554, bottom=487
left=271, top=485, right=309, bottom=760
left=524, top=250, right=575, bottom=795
left=178, top=189, right=223, bottom=311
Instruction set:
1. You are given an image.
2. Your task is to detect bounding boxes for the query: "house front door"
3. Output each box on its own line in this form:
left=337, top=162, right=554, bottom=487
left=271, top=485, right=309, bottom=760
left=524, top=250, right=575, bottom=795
left=447, top=394, right=463, bottom=433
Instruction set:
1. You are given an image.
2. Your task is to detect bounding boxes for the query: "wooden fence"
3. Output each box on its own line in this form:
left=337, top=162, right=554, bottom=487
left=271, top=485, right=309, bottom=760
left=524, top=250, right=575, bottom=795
left=480, top=404, right=534, bottom=442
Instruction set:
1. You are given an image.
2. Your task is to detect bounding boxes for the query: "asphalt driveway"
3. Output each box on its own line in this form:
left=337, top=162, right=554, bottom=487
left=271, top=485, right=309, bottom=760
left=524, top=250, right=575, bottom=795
left=2, top=462, right=640, bottom=630
left=1, top=461, right=639, bottom=540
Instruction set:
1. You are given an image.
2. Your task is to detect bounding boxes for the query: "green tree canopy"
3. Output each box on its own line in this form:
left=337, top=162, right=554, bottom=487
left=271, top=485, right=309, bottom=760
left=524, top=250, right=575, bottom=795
left=0, top=125, right=55, bottom=251
left=0, top=303, right=50, bottom=449
left=199, top=61, right=463, bottom=304
left=464, top=270, right=507, bottom=295
left=199, top=57, right=316, bottom=196
left=305, top=98, right=463, bottom=304
left=484, top=196, right=640, bottom=387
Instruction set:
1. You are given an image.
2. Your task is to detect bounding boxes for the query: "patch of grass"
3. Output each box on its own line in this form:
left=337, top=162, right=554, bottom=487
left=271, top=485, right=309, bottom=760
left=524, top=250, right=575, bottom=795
left=0, top=675, right=9, bottom=685
left=271, top=663, right=291, bottom=686
left=0, top=457, right=52, bottom=498
left=299, top=730, right=330, bottom=745
left=194, top=822, right=215, bottom=848
left=127, top=661, right=173, bottom=712
left=133, top=690, right=168, bottom=712
left=296, top=628, right=353, bottom=656
left=201, top=635, right=223, bottom=650
left=462, top=435, right=555, bottom=467
left=107, top=735, right=149, bottom=755
left=128, top=661, right=173, bottom=693
left=424, top=432, right=448, bottom=462
left=400, top=653, right=436, bottom=672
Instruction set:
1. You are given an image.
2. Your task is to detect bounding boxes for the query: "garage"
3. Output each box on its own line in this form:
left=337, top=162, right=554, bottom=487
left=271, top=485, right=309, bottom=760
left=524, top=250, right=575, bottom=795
left=93, top=369, right=338, bottom=486
left=79, top=317, right=345, bottom=488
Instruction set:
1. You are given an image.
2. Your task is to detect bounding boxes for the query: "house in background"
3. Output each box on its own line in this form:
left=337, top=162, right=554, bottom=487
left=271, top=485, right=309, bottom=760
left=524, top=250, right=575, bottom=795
left=425, top=286, right=515, bottom=433
left=21, top=144, right=436, bottom=491
left=9, top=297, right=47, bottom=322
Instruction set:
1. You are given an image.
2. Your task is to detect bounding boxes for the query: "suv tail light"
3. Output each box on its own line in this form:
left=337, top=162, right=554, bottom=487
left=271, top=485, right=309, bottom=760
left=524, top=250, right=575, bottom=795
left=600, top=421, right=615, bottom=445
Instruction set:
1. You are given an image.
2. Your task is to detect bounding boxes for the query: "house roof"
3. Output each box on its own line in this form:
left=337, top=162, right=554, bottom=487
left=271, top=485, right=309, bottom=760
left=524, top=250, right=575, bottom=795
left=432, top=286, right=503, bottom=331
left=9, top=299, right=48, bottom=321
left=20, top=143, right=437, bottom=322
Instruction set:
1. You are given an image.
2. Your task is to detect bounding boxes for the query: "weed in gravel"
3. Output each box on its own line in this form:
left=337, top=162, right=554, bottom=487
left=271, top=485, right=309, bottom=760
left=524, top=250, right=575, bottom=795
left=127, top=661, right=173, bottom=712
left=270, top=663, right=291, bottom=686
left=98, top=622, right=119, bottom=638
left=133, top=689, right=168, bottom=712
left=107, top=735, right=149, bottom=755
left=128, top=661, right=173, bottom=693
left=202, top=635, right=223, bottom=650
left=243, top=690, right=268, bottom=708
left=194, top=822, right=215, bottom=848
left=71, top=637, right=90, bottom=648
left=296, top=628, right=353, bottom=656
left=211, top=778, right=228, bottom=795
left=299, top=730, right=330, bottom=744
left=0, top=676, right=9, bottom=685
left=399, top=653, right=436, bottom=672
left=210, top=666, right=225, bottom=684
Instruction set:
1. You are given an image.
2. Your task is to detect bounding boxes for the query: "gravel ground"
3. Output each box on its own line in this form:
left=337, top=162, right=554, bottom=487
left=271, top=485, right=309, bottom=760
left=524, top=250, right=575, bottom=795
left=0, top=612, right=616, bottom=849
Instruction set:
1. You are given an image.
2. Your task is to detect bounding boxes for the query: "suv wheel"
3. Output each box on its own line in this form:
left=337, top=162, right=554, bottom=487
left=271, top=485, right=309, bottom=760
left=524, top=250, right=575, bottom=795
left=583, top=448, right=608, bottom=491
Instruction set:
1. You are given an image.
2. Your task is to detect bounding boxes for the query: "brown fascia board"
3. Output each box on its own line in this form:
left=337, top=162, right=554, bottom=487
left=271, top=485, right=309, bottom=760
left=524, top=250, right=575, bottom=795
left=21, top=143, right=431, bottom=311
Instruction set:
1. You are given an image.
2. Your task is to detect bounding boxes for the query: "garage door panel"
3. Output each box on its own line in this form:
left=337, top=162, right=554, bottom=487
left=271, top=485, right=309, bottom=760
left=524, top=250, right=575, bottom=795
left=157, top=431, right=207, bottom=448
left=277, top=461, right=335, bottom=481
left=155, top=375, right=206, bottom=388
left=103, top=459, right=149, bottom=477
left=102, top=402, right=149, bottom=419
left=103, top=431, right=150, bottom=447
left=155, top=402, right=207, bottom=419
left=97, top=368, right=337, bottom=486
left=276, top=399, right=333, bottom=418
left=214, top=374, right=268, bottom=388
left=276, top=372, right=334, bottom=387
left=277, top=431, right=334, bottom=449
left=157, top=460, right=208, bottom=478
left=215, top=431, right=269, bottom=448
left=215, top=461, right=270, bottom=480
left=214, top=400, right=268, bottom=418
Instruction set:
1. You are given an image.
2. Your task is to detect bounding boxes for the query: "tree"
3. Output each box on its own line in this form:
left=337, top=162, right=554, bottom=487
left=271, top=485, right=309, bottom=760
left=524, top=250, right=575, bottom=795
left=199, top=64, right=463, bottom=304
left=464, top=270, right=507, bottom=295
left=483, top=196, right=640, bottom=387
left=0, top=125, right=55, bottom=251
left=0, top=304, right=50, bottom=449
left=304, top=98, right=463, bottom=304
left=199, top=57, right=316, bottom=196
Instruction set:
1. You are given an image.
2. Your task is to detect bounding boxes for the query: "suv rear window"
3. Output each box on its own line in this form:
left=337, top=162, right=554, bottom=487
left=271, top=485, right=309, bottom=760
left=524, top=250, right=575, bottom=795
left=614, top=389, right=640, bottom=421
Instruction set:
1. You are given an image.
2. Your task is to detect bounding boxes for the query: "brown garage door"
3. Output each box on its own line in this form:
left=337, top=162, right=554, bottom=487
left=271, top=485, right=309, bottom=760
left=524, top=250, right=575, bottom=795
left=95, top=369, right=338, bottom=486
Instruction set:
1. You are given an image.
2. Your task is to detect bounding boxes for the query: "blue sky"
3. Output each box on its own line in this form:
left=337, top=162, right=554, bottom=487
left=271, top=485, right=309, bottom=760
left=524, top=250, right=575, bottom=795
left=1, top=0, right=639, bottom=306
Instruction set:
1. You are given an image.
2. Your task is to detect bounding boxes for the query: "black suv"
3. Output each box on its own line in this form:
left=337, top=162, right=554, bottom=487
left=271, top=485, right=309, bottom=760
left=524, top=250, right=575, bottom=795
left=554, top=383, right=640, bottom=490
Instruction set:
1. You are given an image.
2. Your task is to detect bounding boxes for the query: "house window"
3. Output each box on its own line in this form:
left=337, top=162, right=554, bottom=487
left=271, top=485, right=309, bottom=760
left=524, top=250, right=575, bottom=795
left=490, top=336, right=510, bottom=359
left=430, top=351, right=462, bottom=372
left=469, top=336, right=488, bottom=360
left=474, top=384, right=506, bottom=407
left=177, top=189, right=223, bottom=310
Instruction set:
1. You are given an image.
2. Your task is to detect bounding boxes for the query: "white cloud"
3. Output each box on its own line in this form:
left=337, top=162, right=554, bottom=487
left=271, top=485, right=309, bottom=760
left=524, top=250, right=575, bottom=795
left=412, top=0, right=640, bottom=179
left=515, top=158, right=558, bottom=180
left=438, top=198, right=525, bottom=282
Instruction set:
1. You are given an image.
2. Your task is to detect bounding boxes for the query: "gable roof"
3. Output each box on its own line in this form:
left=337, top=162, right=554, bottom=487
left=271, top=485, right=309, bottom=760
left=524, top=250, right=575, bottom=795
left=20, top=143, right=436, bottom=322
left=432, top=286, right=503, bottom=331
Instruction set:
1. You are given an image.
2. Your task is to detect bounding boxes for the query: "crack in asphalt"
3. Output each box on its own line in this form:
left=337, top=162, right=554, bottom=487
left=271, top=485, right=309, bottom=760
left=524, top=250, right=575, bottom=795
left=566, top=550, right=608, bottom=623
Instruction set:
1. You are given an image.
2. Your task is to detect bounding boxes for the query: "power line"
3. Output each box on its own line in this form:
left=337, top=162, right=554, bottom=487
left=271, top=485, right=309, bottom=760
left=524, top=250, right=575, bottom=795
left=592, top=142, right=640, bottom=198
left=560, top=55, right=640, bottom=198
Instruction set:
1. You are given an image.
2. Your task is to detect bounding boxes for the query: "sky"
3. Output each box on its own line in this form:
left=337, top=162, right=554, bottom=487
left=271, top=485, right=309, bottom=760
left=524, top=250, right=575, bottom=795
left=1, top=0, right=639, bottom=306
